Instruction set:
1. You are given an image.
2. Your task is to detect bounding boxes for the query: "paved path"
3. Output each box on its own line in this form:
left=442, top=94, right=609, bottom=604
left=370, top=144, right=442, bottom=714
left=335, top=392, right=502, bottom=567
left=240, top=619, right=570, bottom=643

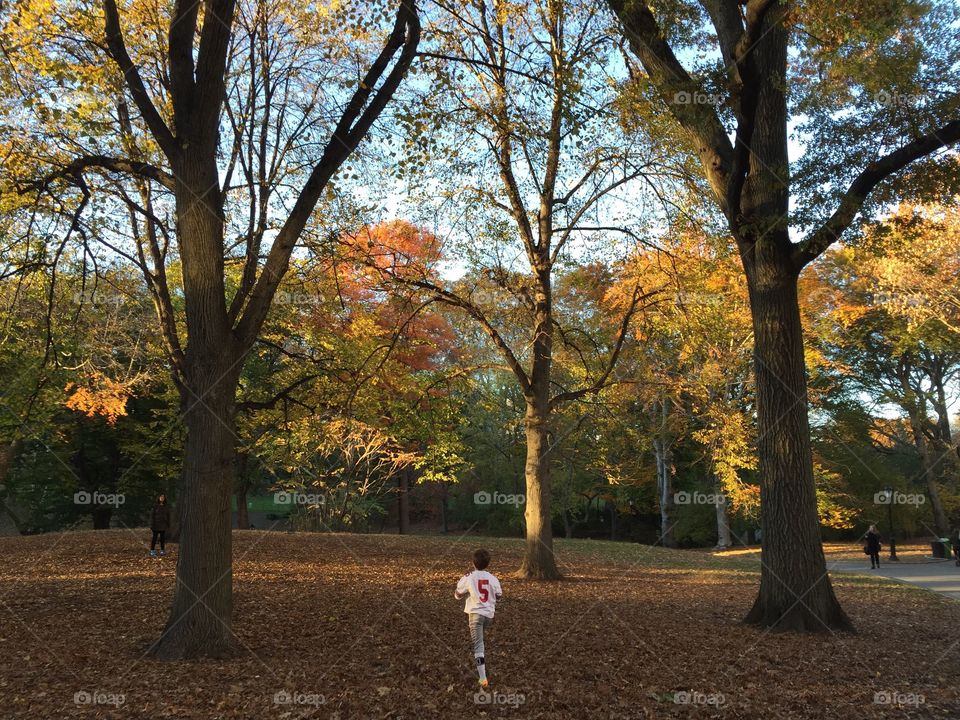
left=830, top=558, right=960, bottom=601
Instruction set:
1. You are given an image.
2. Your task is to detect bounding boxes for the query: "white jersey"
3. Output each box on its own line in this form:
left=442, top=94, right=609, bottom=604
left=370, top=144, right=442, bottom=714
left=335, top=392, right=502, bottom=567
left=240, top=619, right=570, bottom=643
left=455, top=570, right=502, bottom=618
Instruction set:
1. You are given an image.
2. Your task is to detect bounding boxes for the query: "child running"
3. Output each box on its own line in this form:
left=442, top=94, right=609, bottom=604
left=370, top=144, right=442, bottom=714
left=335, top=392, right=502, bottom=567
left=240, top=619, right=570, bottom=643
left=455, top=548, right=502, bottom=689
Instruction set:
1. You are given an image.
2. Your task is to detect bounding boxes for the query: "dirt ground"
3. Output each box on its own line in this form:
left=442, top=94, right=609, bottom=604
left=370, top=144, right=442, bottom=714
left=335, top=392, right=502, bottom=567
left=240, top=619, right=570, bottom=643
left=1, top=530, right=958, bottom=719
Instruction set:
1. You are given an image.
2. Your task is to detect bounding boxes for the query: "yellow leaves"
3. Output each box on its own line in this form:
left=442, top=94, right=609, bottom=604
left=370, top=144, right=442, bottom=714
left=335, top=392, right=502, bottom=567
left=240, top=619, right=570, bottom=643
left=856, top=202, right=960, bottom=334
left=814, top=465, right=860, bottom=530
left=493, top=1, right=525, bottom=26
left=64, top=371, right=132, bottom=424
left=345, top=312, right=379, bottom=341
left=320, top=418, right=418, bottom=470
left=692, top=407, right=758, bottom=517
left=812, top=202, right=960, bottom=388
left=724, top=482, right=760, bottom=518
left=819, top=505, right=860, bottom=530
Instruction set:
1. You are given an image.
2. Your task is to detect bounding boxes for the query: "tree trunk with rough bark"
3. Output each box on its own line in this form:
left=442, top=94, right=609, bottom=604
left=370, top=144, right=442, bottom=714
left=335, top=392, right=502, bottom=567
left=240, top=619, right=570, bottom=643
left=35, top=0, right=420, bottom=662
left=742, top=258, right=851, bottom=631
left=610, top=0, right=960, bottom=634
left=153, top=352, right=241, bottom=659
left=151, top=152, right=242, bottom=658
left=518, top=394, right=559, bottom=579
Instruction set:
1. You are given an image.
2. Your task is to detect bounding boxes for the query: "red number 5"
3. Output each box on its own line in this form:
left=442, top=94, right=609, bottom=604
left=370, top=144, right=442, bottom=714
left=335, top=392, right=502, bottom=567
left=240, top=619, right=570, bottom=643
left=478, top=578, right=489, bottom=602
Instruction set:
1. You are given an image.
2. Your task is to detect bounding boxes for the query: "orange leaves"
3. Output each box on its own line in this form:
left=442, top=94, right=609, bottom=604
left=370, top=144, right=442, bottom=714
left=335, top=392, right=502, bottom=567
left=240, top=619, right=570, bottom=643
left=345, top=220, right=441, bottom=282
left=327, top=220, right=457, bottom=374
left=64, top=371, right=133, bottom=424
left=275, top=222, right=456, bottom=378
left=724, top=482, right=760, bottom=518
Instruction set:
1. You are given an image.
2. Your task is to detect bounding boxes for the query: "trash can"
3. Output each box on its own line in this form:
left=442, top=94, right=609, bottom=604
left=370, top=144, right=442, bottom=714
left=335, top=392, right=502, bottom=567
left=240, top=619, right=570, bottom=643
left=931, top=540, right=949, bottom=559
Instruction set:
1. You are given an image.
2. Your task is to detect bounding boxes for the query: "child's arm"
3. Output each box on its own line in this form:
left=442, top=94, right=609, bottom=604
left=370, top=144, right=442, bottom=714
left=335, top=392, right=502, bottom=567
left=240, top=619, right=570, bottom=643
left=454, top=573, right=470, bottom=600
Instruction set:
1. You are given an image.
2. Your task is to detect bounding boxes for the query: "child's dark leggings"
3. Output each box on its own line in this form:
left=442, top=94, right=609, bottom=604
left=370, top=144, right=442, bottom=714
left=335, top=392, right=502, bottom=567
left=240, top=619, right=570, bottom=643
left=151, top=530, right=166, bottom=551
left=869, top=550, right=880, bottom=567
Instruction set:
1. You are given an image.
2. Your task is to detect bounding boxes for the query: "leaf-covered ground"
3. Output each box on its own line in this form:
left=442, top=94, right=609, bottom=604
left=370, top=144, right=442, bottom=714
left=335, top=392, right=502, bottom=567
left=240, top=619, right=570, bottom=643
left=1, top=530, right=958, bottom=719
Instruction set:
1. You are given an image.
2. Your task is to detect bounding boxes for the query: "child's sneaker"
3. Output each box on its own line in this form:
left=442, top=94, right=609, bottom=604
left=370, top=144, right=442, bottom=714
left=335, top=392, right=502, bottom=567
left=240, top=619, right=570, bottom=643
left=159, top=550, right=166, bottom=557
left=149, top=550, right=157, bottom=557
left=478, top=679, right=489, bottom=689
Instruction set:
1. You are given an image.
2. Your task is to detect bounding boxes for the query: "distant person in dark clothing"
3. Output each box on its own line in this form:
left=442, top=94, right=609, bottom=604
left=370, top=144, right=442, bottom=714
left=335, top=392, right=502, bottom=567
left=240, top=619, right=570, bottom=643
left=865, top=524, right=882, bottom=569
left=150, top=495, right=170, bottom=557
left=952, top=529, right=960, bottom=566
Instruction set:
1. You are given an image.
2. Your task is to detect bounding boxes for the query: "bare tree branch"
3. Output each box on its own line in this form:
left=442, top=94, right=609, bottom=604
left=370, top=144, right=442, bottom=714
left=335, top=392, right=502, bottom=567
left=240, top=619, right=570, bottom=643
left=793, top=120, right=960, bottom=269
left=606, top=0, right=733, bottom=206
left=19, top=155, right=176, bottom=194
left=234, top=0, right=421, bottom=347
left=365, top=259, right=533, bottom=395
left=237, top=373, right=319, bottom=412
left=549, top=282, right=652, bottom=409
left=102, top=0, right=177, bottom=158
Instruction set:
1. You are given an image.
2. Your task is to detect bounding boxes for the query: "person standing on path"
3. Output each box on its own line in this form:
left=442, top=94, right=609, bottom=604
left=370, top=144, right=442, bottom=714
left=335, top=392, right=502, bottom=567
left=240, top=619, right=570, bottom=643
left=865, top=524, right=882, bottom=569
left=150, top=494, right=170, bottom=557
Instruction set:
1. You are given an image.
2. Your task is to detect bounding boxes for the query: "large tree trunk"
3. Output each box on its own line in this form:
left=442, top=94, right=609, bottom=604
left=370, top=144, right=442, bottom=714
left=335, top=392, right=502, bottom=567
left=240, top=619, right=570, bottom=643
left=152, top=362, right=239, bottom=659
left=92, top=0, right=419, bottom=662
left=517, top=399, right=560, bottom=579
left=737, top=8, right=849, bottom=632
left=743, top=266, right=851, bottom=631
left=151, top=155, right=240, bottom=659
left=516, top=250, right=560, bottom=579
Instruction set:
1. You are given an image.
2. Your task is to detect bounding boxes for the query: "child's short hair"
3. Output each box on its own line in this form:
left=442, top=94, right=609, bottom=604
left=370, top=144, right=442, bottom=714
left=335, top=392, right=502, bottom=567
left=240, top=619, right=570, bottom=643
left=473, top=548, right=491, bottom=570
